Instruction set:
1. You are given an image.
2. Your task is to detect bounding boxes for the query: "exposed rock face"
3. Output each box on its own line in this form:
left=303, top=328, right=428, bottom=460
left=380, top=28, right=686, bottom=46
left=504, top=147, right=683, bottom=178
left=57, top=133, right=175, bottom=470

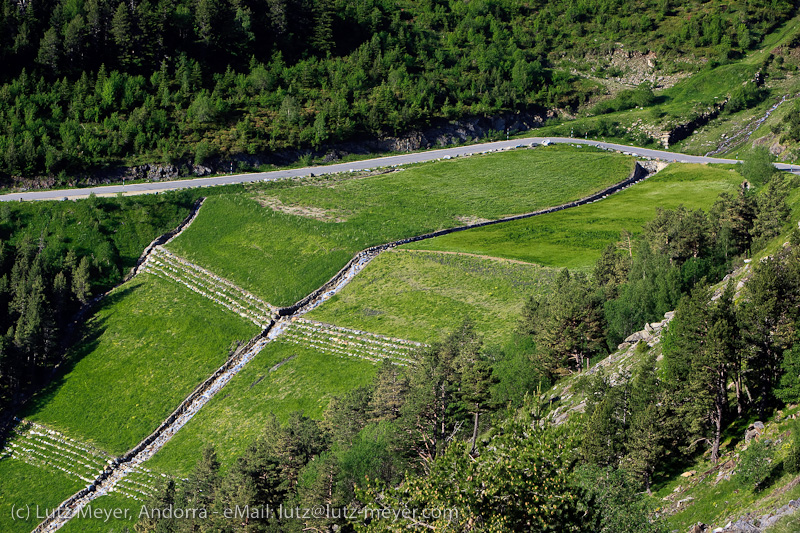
left=719, top=499, right=800, bottom=532
left=617, top=310, right=674, bottom=350
left=128, top=163, right=179, bottom=181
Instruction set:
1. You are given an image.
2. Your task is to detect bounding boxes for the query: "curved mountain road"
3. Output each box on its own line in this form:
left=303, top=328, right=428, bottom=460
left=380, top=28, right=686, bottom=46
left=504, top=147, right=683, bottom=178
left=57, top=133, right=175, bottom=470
left=3, top=137, right=799, bottom=202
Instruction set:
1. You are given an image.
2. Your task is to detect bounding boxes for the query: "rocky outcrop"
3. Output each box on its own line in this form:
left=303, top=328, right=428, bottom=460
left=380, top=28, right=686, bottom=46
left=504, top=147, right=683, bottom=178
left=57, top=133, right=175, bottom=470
left=662, top=99, right=728, bottom=148
left=715, top=499, right=800, bottom=532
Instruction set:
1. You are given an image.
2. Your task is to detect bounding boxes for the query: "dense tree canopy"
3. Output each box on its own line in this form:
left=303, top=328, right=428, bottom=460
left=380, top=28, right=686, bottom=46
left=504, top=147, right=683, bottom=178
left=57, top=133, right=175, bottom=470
left=0, top=0, right=795, bottom=184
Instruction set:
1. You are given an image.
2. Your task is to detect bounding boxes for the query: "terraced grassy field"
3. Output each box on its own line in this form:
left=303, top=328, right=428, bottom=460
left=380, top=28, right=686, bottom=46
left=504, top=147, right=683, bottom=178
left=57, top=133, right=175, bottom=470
left=307, top=249, right=557, bottom=345
left=0, top=459, right=85, bottom=533
left=146, top=338, right=378, bottom=475
left=167, top=146, right=634, bottom=306
left=20, top=274, right=259, bottom=455
left=407, top=164, right=745, bottom=268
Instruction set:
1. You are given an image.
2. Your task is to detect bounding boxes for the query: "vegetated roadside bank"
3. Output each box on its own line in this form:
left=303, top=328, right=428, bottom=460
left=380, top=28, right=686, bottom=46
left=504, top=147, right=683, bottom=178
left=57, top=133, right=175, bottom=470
left=6, top=107, right=558, bottom=192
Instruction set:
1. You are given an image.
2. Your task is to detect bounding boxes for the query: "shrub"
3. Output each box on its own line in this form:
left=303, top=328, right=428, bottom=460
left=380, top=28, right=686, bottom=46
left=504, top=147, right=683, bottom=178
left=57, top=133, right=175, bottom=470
left=785, top=420, right=800, bottom=475
left=737, top=439, right=774, bottom=490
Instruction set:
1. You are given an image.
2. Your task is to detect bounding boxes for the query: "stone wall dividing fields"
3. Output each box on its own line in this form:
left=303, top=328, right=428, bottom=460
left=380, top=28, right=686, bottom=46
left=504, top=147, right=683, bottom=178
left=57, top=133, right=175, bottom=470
left=277, top=162, right=657, bottom=318
left=31, top=160, right=663, bottom=532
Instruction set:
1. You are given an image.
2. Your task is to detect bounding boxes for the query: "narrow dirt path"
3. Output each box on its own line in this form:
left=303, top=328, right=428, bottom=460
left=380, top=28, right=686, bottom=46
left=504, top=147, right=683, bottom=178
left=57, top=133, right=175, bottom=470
left=31, top=161, right=662, bottom=532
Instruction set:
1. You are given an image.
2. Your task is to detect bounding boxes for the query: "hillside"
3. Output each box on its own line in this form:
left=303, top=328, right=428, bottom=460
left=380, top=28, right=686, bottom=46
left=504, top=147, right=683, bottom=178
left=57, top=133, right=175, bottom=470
left=0, top=0, right=797, bottom=189
left=2, top=3, right=800, bottom=532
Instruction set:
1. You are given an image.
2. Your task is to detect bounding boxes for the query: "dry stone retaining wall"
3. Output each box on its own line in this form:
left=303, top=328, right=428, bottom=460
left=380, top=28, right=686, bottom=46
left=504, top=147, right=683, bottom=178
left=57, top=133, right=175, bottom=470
left=278, top=161, right=658, bottom=317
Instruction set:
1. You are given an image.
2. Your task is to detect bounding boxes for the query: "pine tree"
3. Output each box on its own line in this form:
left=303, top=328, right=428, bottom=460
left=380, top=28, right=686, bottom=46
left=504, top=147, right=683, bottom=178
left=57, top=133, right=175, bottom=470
left=456, top=338, right=494, bottom=455
left=111, top=2, right=134, bottom=66
left=368, top=360, right=407, bottom=423
left=581, top=373, right=629, bottom=468
left=36, top=28, right=61, bottom=73
left=183, top=445, right=220, bottom=510
left=522, top=269, right=605, bottom=376
left=624, top=351, right=666, bottom=492
left=401, top=323, right=473, bottom=469
left=72, top=256, right=91, bottom=304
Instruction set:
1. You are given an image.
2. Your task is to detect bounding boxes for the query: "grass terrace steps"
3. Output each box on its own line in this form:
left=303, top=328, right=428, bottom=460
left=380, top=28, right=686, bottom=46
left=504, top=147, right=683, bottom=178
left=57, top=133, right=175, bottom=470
left=142, top=246, right=274, bottom=327
left=281, top=318, right=425, bottom=366
left=1, top=421, right=157, bottom=502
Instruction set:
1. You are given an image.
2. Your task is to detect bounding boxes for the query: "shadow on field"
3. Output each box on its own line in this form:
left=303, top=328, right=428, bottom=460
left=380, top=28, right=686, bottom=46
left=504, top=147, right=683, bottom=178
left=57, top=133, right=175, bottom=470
left=17, top=283, right=140, bottom=421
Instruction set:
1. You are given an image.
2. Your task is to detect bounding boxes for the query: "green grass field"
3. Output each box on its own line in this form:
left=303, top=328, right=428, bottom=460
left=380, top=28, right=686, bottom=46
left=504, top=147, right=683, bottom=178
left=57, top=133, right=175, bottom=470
left=146, top=340, right=376, bottom=476
left=58, top=493, right=141, bottom=533
left=167, top=146, right=634, bottom=306
left=407, top=164, right=745, bottom=269
left=21, top=274, right=259, bottom=455
left=0, top=459, right=85, bottom=533
left=306, top=250, right=556, bottom=345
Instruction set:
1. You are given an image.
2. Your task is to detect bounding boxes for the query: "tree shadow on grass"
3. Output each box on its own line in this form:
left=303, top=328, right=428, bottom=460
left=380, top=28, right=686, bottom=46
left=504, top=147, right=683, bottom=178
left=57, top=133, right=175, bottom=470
left=15, top=283, right=141, bottom=423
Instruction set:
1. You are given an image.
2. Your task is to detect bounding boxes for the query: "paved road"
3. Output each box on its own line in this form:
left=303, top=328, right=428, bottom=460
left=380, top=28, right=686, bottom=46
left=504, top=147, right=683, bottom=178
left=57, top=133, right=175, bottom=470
left=2, top=137, right=799, bottom=202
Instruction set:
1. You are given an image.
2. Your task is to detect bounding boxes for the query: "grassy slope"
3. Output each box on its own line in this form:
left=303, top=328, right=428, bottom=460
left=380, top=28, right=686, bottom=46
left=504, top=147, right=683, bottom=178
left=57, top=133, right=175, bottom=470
left=58, top=493, right=140, bottom=533
left=406, top=164, right=744, bottom=269
left=21, top=274, right=259, bottom=454
left=146, top=340, right=376, bottom=476
left=0, top=459, right=85, bottom=533
left=536, top=14, right=800, bottom=156
left=167, top=146, right=634, bottom=306
left=306, top=249, right=556, bottom=345
left=654, top=406, right=800, bottom=532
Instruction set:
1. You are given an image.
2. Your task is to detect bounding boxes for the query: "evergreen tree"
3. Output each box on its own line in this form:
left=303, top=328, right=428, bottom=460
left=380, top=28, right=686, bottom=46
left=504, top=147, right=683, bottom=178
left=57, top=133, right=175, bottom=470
left=400, top=322, right=474, bottom=469
left=522, top=269, right=605, bottom=376
left=751, top=177, right=791, bottom=248
left=111, top=2, right=134, bottom=66
left=183, top=445, right=220, bottom=510
left=624, top=350, right=666, bottom=492
left=368, top=360, right=407, bottom=423
left=72, top=255, right=91, bottom=304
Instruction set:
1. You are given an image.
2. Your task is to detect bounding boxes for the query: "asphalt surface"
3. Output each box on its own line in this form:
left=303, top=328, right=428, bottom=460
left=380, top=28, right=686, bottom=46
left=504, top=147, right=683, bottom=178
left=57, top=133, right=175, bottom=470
left=2, top=137, right=799, bottom=202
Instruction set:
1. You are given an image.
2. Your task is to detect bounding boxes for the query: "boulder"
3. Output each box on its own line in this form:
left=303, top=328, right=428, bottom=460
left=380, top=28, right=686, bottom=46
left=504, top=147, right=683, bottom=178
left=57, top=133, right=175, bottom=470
left=745, top=428, right=760, bottom=443
left=753, top=421, right=765, bottom=430
left=624, top=330, right=652, bottom=343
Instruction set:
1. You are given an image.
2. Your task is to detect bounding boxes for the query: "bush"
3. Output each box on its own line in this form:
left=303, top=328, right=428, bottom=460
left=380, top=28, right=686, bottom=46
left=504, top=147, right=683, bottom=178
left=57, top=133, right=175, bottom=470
left=737, top=439, right=774, bottom=490
left=785, top=420, right=800, bottom=475
left=740, top=146, right=775, bottom=186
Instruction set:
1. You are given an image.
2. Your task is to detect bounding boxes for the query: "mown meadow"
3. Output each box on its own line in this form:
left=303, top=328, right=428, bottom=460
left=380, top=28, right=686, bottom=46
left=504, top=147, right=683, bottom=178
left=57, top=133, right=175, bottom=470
left=20, top=274, right=259, bottom=454
left=167, top=146, right=634, bottom=305
left=307, top=249, right=557, bottom=345
left=146, top=340, right=376, bottom=476
left=0, top=459, right=85, bottom=533
left=407, top=164, right=746, bottom=268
